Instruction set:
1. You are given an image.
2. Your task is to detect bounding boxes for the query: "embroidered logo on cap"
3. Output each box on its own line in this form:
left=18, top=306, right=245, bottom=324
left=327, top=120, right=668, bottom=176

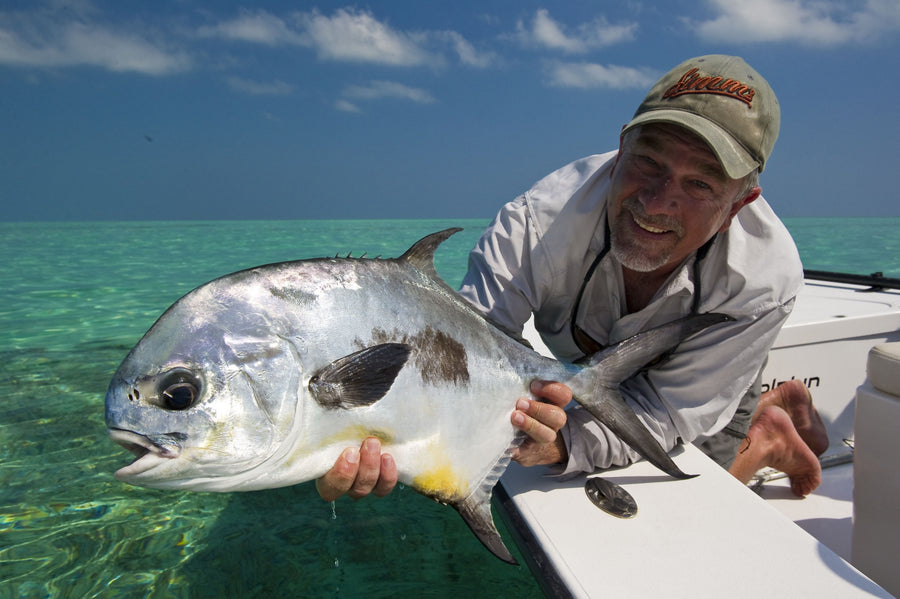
left=662, top=67, right=755, bottom=108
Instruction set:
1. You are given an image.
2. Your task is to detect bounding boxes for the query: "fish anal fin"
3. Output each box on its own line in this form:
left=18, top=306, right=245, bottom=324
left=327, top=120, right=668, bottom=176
left=451, top=436, right=523, bottom=565
left=309, top=343, right=412, bottom=409
left=455, top=492, right=517, bottom=565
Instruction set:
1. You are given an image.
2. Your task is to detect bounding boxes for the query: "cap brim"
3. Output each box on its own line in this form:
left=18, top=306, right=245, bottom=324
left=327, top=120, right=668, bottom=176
left=622, top=110, right=759, bottom=179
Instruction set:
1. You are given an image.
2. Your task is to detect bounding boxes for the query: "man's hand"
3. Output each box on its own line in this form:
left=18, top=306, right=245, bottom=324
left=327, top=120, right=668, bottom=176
left=315, top=437, right=399, bottom=502
left=511, top=380, right=571, bottom=466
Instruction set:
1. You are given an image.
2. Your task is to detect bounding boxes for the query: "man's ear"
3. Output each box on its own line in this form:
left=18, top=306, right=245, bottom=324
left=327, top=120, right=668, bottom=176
left=718, top=186, right=761, bottom=233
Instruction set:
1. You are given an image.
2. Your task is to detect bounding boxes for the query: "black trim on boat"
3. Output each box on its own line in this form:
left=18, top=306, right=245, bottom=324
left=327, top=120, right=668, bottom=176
left=495, top=483, right=575, bottom=599
left=804, top=270, right=900, bottom=292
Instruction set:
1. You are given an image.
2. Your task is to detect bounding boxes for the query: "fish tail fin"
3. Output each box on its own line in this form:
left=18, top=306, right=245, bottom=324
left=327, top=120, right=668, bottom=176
left=453, top=436, right=523, bottom=565
left=569, top=313, right=734, bottom=480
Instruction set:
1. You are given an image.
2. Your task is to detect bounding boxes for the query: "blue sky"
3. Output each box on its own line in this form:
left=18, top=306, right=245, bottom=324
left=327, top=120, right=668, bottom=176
left=3, top=0, right=899, bottom=220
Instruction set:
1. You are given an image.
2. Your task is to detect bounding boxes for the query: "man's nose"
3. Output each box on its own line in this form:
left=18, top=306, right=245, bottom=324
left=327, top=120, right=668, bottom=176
left=639, top=175, right=676, bottom=212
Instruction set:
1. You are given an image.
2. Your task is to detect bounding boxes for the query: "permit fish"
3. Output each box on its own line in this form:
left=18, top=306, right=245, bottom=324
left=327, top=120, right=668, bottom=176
left=105, top=228, right=731, bottom=564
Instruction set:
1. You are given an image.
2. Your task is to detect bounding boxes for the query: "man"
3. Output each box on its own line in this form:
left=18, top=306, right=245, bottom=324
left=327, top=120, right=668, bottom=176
left=316, top=55, right=824, bottom=502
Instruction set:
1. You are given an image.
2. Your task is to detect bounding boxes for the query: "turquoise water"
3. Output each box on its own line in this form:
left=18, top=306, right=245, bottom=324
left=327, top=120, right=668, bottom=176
left=2, top=218, right=899, bottom=598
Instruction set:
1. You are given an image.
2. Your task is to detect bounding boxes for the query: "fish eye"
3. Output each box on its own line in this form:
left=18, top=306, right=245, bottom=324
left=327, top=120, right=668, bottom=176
left=158, top=369, right=201, bottom=411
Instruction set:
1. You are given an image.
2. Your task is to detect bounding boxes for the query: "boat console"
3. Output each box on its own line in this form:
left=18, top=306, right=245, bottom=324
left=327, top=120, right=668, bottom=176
left=853, top=342, right=900, bottom=597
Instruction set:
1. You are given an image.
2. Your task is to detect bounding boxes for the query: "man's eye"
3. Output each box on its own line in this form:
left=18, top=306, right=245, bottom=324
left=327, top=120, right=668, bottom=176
left=633, top=154, right=659, bottom=173
left=691, top=180, right=712, bottom=191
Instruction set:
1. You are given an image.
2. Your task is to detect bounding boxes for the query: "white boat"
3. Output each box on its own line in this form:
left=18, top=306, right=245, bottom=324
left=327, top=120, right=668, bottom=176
left=499, top=273, right=900, bottom=598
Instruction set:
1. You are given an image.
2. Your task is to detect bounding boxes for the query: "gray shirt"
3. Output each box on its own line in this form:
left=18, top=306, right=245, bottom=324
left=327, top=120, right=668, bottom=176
left=459, top=152, right=803, bottom=474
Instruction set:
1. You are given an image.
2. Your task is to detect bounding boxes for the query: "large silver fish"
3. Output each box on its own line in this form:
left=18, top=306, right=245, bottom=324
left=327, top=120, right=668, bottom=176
left=105, top=228, right=730, bottom=563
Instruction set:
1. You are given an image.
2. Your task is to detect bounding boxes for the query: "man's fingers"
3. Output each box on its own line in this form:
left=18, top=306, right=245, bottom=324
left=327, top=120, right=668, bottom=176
left=346, top=437, right=383, bottom=499
left=315, top=446, right=360, bottom=502
left=509, top=381, right=571, bottom=467
left=530, top=380, right=573, bottom=407
left=512, top=399, right=564, bottom=444
left=523, top=397, right=567, bottom=430
left=372, top=454, right=398, bottom=497
left=315, top=438, right=399, bottom=501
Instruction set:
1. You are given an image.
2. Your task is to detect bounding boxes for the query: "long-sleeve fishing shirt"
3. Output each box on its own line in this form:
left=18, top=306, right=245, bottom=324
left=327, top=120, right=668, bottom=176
left=458, top=151, right=804, bottom=475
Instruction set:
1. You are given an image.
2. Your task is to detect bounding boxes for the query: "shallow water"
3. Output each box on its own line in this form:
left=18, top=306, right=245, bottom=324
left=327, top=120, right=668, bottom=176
left=2, top=217, right=898, bottom=597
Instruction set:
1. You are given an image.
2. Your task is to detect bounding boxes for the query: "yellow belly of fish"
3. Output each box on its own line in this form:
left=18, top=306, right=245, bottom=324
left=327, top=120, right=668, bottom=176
left=320, top=425, right=395, bottom=446
left=413, top=451, right=469, bottom=503
left=314, top=427, right=470, bottom=502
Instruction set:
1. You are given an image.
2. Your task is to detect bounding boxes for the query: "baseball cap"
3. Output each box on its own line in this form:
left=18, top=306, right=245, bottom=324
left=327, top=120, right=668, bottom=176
left=622, top=55, right=780, bottom=179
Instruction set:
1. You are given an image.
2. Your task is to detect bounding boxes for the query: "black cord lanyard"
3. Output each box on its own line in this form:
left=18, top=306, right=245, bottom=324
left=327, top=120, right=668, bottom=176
left=570, top=217, right=715, bottom=358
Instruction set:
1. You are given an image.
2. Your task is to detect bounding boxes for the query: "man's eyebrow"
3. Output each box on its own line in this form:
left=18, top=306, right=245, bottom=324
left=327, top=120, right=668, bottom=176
left=632, top=132, right=729, bottom=181
left=696, top=160, right=728, bottom=181
left=631, top=133, right=664, bottom=153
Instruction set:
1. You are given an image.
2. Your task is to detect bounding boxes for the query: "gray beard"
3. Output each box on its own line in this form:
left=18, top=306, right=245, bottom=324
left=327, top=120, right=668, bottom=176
left=609, top=226, right=674, bottom=273
left=610, top=243, right=671, bottom=273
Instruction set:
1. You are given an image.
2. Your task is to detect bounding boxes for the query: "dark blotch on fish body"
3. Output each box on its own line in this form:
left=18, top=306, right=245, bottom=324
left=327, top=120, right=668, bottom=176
left=368, top=326, right=470, bottom=387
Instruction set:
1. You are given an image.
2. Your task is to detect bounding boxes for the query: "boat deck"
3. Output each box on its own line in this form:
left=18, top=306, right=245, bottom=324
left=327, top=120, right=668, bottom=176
left=499, top=448, right=888, bottom=599
left=506, top=278, right=900, bottom=597
left=756, top=461, right=854, bottom=561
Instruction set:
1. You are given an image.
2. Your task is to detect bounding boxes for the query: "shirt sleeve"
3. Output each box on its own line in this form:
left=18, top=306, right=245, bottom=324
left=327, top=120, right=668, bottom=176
left=458, top=196, right=544, bottom=334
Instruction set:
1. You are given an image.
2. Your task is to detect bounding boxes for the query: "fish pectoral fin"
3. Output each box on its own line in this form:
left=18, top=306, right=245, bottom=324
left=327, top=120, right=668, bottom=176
left=455, top=491, right=517, bottom=565
left=309, top=343, right=412, bottom=409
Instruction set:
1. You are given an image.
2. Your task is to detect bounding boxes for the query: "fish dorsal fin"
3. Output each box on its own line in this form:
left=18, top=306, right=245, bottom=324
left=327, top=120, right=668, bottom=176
left=398, top=228, right=463, bottom=277
left=396, top=228, right=538, bottom=351
left=308, top=343, right=412, bottom=410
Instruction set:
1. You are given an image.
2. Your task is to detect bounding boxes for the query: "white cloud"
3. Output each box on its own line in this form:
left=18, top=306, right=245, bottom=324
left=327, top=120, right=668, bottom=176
left=197, top=10, right=304, bottom=46
left=201, top=8, right=492, bottom=69
left=0, top=10, right=192, bottom=75
left=225, top=76, right=293, bottom=96
left=334, top=99, right=362, bottom=113
left=342, top=80, right=436, bottom=104
left=294, top=8, right=436, bottom=66
left=546, top=61, right=658, bottom=89
left=514, top=9, right=637, bottom=53
left=437, top=30, right=497, bottom=68
left=693, top=0, right=900, bottom=45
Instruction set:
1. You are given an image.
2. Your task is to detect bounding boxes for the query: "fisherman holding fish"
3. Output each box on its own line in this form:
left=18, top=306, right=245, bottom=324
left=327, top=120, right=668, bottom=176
left=318, top=54, right=826, bottom=501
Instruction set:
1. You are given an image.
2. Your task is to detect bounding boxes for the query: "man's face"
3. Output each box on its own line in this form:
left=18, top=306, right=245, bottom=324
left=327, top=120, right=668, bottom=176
left=607, top=123, right=757, bottom=276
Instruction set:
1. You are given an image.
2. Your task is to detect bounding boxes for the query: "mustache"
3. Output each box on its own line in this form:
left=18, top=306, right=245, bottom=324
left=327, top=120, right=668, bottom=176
left=622, top=197, right=684, bottom=236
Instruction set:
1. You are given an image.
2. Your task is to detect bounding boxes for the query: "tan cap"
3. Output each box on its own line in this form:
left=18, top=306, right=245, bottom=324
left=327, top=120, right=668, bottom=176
left=622, top=55, right=780, bottom=179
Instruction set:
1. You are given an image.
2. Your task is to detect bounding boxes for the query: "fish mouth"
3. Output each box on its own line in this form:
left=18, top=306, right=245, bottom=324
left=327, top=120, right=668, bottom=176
left=108, top=428, right=183, bottom=480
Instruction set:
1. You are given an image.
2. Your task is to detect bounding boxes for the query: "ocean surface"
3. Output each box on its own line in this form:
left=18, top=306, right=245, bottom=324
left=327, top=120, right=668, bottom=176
left=2, top=217, right=899, bottom=598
